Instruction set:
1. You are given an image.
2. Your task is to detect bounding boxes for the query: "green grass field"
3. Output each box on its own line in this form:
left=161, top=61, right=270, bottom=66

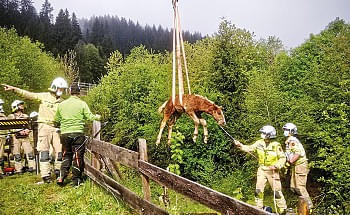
left=0, top=169, right=218, bottom=215
left=0, top=172, right=134, bottom=215
left=0, top=167, right=300, bottom=214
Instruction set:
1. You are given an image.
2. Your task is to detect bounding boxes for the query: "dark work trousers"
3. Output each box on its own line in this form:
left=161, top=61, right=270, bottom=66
left=60, top=133, right=86, bottom=182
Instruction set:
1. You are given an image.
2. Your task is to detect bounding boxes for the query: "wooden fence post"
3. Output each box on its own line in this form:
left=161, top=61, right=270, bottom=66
left=92, top=121, right=101, bottom=169
left=139, top=138, right=151, bottom=202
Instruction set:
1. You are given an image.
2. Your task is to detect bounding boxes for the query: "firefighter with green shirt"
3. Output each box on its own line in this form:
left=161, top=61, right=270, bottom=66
left=8, top=100, right=36, bottom=173
left=0, top=99, right=7, bottom=177
left=2, top=77, right=68, bottom=183
left=283, top=123, right=313, bottom=210
left=234, top=125, right=287, bottom=214
left=55, top=83, right=100, bottom=187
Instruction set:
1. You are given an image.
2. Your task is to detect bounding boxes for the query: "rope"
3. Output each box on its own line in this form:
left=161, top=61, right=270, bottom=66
left=219, top=125, right=257, bottom=159
left=176, top=4, right=191, bottom=95
left=273, top=169, right=278, bottom=214
left=174, top=0, right=184, bottom=105
left=171, top=0, right=191, bottom=105
left=172, top=0, right=176, bottom=105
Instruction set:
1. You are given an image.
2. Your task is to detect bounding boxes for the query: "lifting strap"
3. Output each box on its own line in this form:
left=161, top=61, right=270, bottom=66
left=171, top=0, right=191, bottom=105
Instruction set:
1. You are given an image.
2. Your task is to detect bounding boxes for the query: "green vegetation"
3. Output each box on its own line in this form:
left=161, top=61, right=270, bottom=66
left=0, top=10, right=349, bottom=214
left=0, top=173, right=133, bottom=215
left=0, top=28, right=64, bottom=113
left=87, top=19, right=350, bottom=214
left=0, top=170, right=220, bottom=214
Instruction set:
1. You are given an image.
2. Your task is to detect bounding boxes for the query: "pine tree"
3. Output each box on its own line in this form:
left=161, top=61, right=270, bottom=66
left=53, top=8, right=72, bottom=55
left=39, top=0, right=53, bottom=51
left=71, top=12, right=82, bottom=47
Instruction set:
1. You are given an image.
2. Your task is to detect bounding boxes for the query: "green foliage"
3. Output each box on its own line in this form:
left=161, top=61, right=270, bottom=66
left=86, top=46, right=170, bottom=149
left=86, top=18, right=350, bottom=213
left=168, top=131, right=184, bottom=175
left=0, top=27, right=64, bottom=113
left=75, top=42, right=106, bottom=83
left=273, top=18, right=350, bottom=213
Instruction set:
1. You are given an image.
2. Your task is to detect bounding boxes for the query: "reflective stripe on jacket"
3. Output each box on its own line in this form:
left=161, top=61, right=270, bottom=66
left=241, top=139, right=286, bottom=169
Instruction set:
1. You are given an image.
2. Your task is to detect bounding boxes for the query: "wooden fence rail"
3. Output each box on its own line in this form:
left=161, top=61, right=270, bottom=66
left=85, top=136, right=271, bottom=215
left=138, top=160, right=268, bottom=215
left=85, top=161, right=168, bottom=215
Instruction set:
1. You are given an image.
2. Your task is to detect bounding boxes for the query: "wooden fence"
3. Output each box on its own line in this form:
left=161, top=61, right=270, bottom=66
left=85, top=122, right=270, bottom=215
left=72, top=82, right=96, bottom=96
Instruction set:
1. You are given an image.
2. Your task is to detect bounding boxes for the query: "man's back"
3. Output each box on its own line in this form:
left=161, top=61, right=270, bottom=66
left=56, top=96, right=98, bottom=134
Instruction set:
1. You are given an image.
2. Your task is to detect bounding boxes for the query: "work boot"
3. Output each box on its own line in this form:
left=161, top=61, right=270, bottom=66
left=72, top=178, right=82, bottom=187
left=27, top=167, right=35, bottom=173
left=57, top=177, right=65, bottom=186
left=54, top=169, right=60, bottom=179
left=263, top=206, right=273, bottom=213
left=36, top=176, right=51, bottom=185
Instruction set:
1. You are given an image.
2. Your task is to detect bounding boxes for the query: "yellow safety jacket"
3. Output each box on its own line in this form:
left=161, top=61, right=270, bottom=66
left=241, top=139, right=286, bottom=170
left=13, top=88, right=63, bottom=125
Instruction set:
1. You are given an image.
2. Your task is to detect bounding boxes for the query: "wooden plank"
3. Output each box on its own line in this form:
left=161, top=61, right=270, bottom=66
left=138, top=160, right=270, bottom=215
left=92, top=121, right=102, bottom=169
left=103, top=157, right=122, bottom=181
left=85, top=161, right=168, bottom=215
left=86, top=139, right=139, bottom=169
left=138, top=139, right=151, bottom=201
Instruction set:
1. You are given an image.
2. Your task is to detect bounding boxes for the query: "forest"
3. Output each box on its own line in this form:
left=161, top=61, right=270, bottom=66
left=0, top=0, right=202, bottom=83
left=0, top=0, right=349, bottom=214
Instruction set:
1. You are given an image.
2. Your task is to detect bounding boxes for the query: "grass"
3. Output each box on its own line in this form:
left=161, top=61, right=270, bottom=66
left=0, top=166, right=301, bottom=215
left=0, top=173, right=134, bottom=215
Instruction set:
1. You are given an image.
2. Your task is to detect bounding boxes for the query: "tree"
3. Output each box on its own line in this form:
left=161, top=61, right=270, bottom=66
left=0, top=27, right=64, bottom=113
left=75, top=42, right=106, bottom=83
left=273, top=18, right=350, bottom=213
left=71, top=12, right=82, bottom=47
left=53, top=9, right=72, bottom=55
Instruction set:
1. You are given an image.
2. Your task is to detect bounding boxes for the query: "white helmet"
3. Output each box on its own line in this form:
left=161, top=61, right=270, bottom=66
left=259, top=125, right=277, bottom=139
left=49, top=77, right=68, bottom=92
left=283, top=123, right=297, bottom=136
left=11, top=100, right=24, bottom=112
left=30, top=111, right=39, bottom=118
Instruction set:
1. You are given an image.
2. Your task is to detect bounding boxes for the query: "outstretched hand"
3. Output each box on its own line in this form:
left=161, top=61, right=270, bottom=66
left=234, top=139, right=242, bottom=147
left=2, top=84, right=14, bottom=91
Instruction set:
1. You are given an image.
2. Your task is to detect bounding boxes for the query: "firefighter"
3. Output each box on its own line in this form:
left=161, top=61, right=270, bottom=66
left=234, top=125, right=287, bottom=214
left=0, top=99, right=6, bottom=177
left=55, top=83, right=100, bottom=187
left=3, top=77, right=68, bottom=183
left=283, top=123, right=313, bottom=210
left=7, top=100, right=35, bottom=173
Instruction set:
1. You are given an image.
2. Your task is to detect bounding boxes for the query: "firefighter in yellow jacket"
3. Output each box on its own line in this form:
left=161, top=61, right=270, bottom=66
left=7, top=100, right=35, bottom=173
left=0, top=99, right=6, bottom=177
left=2, top=77, right=68, bottom=183
left=283, top=123, right=313, bottom=210
left=234, top=125, right=287, bottom=214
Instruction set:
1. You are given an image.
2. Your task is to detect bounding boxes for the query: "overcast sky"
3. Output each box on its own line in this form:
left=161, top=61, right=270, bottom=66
left=32, top=0, right=350, bottom=48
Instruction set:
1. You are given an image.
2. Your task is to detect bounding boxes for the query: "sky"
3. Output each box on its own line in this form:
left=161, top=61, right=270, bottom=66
left=32, top=0, right=350, bottom=49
